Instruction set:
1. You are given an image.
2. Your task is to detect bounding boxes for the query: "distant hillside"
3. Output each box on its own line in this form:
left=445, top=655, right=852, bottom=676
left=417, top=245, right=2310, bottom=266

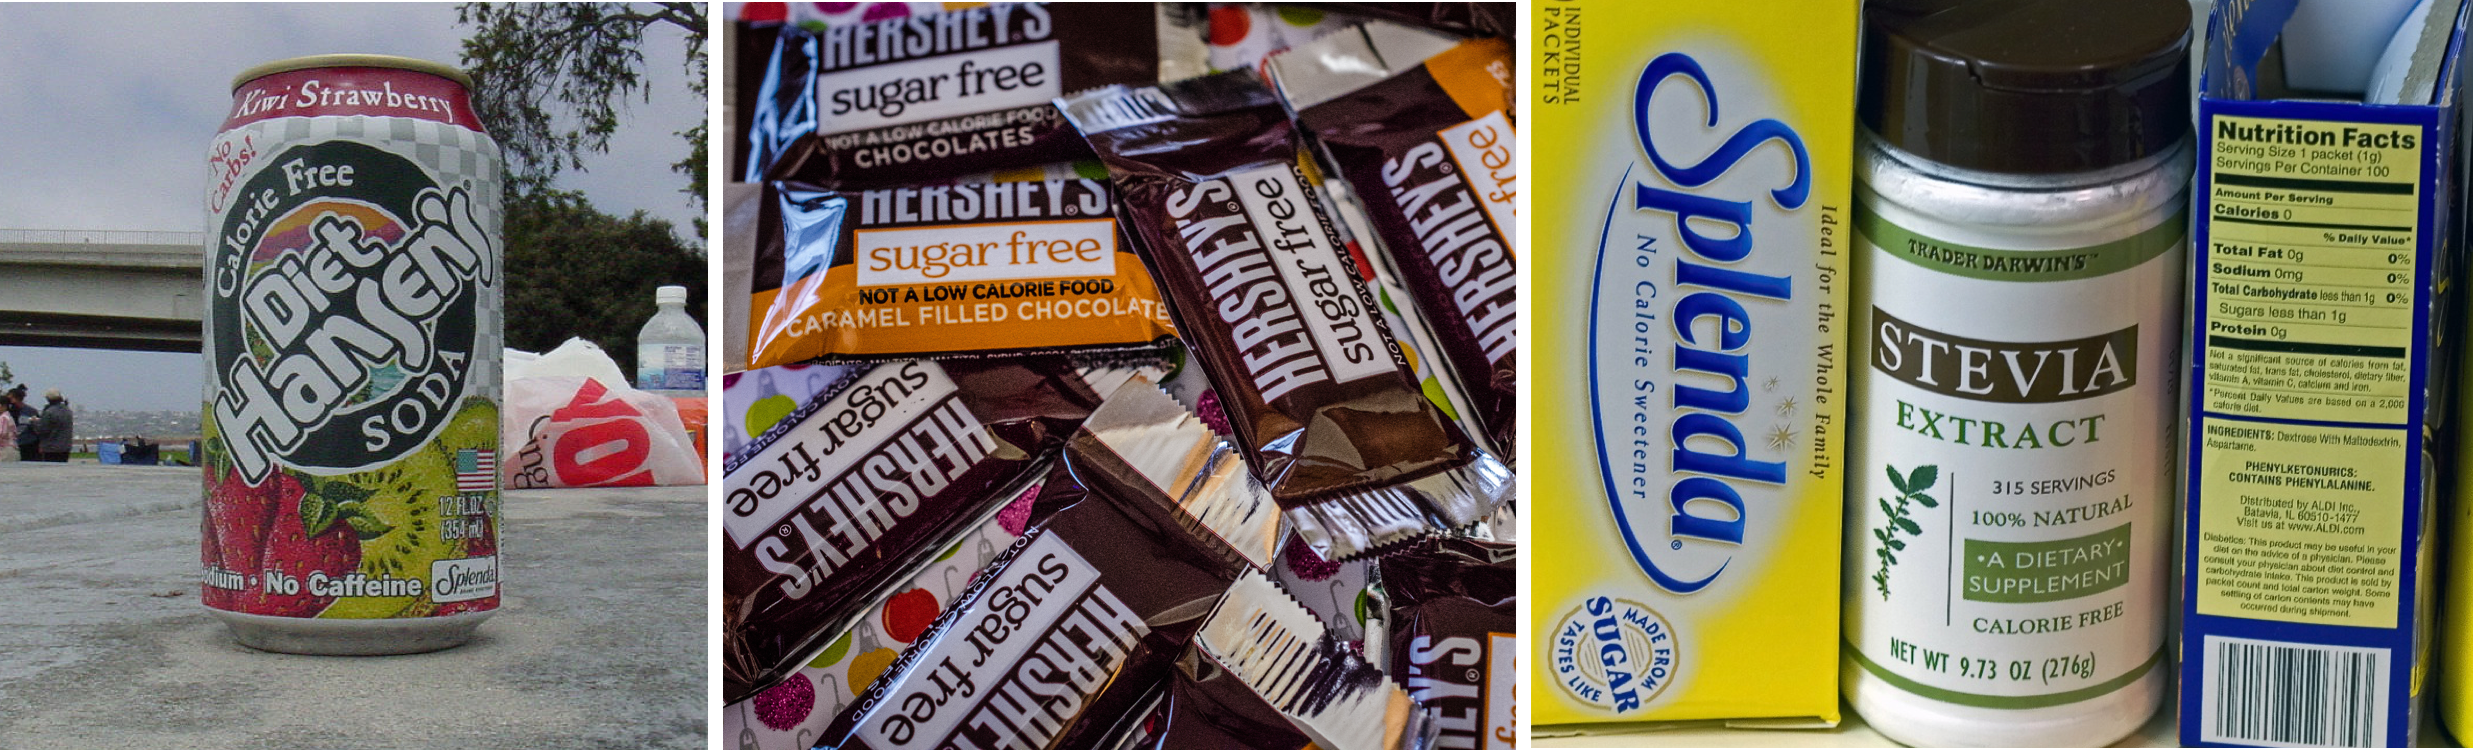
left=62, top=407, right=200, bottom=442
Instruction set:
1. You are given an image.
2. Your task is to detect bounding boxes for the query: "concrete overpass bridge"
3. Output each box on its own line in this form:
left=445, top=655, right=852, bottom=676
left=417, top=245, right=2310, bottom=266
left=0, top=229, right=203, bottom=353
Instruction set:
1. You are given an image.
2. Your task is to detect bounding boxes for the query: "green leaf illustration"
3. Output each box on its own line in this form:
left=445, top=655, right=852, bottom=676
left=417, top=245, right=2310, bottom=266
left=1908, top=465, right=1938, bottom=492
left=1873, top=463, right=1943, bottom=600
left=343, top=514, right=395, bottom=541
left=300, top=493, right=338, bottom=536
left=320, top=481, right=373, bottom=505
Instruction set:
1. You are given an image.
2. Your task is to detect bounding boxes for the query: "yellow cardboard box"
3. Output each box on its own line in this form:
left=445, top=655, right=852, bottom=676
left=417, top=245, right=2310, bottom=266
left=1532, top=0, right=1855, bottom=732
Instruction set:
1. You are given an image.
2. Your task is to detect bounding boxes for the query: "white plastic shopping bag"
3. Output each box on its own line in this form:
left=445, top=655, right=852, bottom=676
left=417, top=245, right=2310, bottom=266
left=503, top=376, right=704, bottom=488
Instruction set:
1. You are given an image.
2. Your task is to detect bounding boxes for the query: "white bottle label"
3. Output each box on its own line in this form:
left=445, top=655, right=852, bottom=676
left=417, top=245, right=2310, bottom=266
left=637, top=342, right=705, bottom=391
left=1844, top=194, right=2184, bottom=705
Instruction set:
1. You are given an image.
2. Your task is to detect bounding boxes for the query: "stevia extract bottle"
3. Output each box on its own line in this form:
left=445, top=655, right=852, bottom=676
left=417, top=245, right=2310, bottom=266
left=1842, top=1, right=2192, bottom=745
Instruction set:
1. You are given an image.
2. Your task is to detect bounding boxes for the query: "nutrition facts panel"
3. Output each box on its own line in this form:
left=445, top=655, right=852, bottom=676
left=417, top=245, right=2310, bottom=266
left=2201, top=114, right=2421, bottom=427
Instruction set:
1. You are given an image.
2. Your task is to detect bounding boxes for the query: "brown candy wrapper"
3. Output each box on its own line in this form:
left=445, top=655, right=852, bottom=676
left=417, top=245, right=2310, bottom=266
left=1061, top=379, right=1284, bottom=571
left=723, top=481, right=1038, bottom=750
left=1272, top=29, right=1517, bottom=455
left=1104, top=674, right=1306, bottom=750
left=721, top=356, right=1100, bottom=702
left=1380, top=536, right=1516, bottom=750
left=749, top=171, right=1179, bottom=368
left=1321, top=2, right=1513, bottom=38
left=1110, top=569, right=1430, bottom=750
left=811, top=381, right=1280, bottom=750
left=1056, top=71, right=1510, bottom=561
left=747, top=3, right=1206, bottom=188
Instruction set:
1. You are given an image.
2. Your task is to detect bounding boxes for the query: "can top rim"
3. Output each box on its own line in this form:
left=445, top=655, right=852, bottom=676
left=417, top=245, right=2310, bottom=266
left=231, top=54, right=473, bottom=92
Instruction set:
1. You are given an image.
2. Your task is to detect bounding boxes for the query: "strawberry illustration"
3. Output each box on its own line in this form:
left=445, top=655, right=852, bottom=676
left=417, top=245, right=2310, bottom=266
left=460, top=509, right=499, bottom=558
left=205, top=469, right=279, bottom=576
left=236, top=475, right=363, bottom=618
left=199, top=512, right=233, bottom=609
left=202, top=468, right=286, bottom=609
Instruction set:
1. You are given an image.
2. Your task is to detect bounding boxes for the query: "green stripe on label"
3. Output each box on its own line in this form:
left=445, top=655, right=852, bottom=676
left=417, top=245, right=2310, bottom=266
left=1847, top=644, right=2163, bottom=709
left=1856, top=202, right=2187, bottom=282
left=1963, top=523, right=2134, bottom=603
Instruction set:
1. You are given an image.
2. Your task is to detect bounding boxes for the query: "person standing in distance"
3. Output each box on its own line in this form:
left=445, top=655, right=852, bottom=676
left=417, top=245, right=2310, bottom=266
left=8, top=387, right=37, bottom=462
left=34, top=389, right=72, bottom=463
left=0, top=389, right=15, bottom=463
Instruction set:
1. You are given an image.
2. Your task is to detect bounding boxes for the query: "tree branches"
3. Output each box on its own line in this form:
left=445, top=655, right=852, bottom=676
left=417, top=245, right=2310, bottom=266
left=455, top=2, right=707, bottom=208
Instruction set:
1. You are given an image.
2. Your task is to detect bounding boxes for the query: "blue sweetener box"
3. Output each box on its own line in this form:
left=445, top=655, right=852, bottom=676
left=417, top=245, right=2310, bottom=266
left=2182, top=0, right=2466, bottom=745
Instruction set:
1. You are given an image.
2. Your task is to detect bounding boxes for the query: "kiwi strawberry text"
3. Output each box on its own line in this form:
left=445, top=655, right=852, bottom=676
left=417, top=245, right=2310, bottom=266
left=231, top=78, right=463, bottom=127
left=214, top=181, right=496, bottom=483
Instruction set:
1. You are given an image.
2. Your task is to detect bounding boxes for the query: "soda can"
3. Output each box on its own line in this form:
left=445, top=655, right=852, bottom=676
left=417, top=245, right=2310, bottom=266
left=201, top=55, right=505, bottom=655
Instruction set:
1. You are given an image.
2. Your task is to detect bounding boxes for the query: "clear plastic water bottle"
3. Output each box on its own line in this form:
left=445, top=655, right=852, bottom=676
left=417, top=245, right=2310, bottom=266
left=635, top=285, right=705, bottom=398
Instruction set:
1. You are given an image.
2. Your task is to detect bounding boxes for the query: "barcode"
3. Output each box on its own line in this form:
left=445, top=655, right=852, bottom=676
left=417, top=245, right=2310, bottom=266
left=2201, top=636, right=2388, bottom=747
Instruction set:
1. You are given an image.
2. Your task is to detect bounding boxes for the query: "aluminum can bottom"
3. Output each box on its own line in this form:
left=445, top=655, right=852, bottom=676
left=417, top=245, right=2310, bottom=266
left=211, top=609, right=493, bottom=656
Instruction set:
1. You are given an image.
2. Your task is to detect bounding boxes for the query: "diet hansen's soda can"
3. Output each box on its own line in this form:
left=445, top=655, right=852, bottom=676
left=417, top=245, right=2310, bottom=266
left=202, top=55, right=504, bottom=655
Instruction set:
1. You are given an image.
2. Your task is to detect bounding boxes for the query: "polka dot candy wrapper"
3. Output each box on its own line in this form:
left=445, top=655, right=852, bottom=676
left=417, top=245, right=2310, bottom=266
left=723, top=484, right=1035, bottom=750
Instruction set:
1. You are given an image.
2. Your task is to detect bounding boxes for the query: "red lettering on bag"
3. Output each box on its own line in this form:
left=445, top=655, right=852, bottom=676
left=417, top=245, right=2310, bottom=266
left=547, top=380, right=655, bottom=486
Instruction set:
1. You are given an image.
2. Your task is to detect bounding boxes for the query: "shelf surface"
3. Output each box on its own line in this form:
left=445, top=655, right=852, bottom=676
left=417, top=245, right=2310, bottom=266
left=1536, top=696, right=2459, bottom=747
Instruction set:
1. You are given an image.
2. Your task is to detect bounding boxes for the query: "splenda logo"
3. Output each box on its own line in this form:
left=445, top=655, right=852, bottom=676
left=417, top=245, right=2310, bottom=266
left=1590, top=52, right=1810, bottom=594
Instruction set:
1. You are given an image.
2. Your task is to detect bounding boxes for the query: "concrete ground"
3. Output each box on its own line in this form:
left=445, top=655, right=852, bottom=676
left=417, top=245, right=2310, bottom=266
left=0, top=462, right=705, bottom=749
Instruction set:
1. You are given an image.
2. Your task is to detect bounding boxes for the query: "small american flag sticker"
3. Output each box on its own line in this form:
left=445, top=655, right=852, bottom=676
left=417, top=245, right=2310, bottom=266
left=456, top=449, right=497, bottom=493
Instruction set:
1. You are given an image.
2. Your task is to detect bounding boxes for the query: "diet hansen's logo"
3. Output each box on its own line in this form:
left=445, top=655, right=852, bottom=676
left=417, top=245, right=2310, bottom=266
left=210, top=140, right=497, bottom=482
left=1552, top=597, right=1679, bottom=713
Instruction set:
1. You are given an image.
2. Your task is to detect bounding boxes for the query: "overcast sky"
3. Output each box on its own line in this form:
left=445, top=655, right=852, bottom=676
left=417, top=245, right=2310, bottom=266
left=0, top=3, right=707, bottom=411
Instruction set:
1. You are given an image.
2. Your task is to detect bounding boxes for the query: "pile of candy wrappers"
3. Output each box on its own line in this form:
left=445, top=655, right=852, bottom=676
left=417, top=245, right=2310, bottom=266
left=723, top=4, right=1514, bottom=749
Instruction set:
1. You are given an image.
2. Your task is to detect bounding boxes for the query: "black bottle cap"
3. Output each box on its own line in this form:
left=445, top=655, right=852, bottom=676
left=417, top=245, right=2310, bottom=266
left=1859, top=0, right=2191, bottom=174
